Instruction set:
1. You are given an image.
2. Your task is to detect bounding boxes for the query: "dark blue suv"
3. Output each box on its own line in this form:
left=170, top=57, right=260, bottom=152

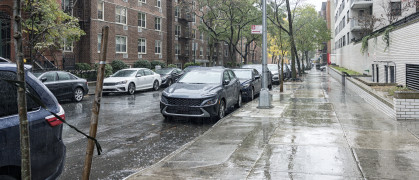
left=0, top=64, right=66, bottom=180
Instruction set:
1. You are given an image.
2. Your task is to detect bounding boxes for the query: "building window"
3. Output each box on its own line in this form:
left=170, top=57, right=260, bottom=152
left=391, top=2, right=401, bottom=16
left=116, top=36, right=127, bottom=53
left=175, top=44, right=180, bottom=55
left=155, top=40, right=162, bottom=54
left=225, top=49, right=228, bottom=57
left=343, top=35, right=346, bottom=46
left=199, top=32, right=203, bottom=40
left=138, top=38, right=146, bottom=54
left=200, top=47, right=203, bottom=56
left=206, top=47, right=210, bottom=56
left=347, top=11, right=349, bottom=24
left=417, top=0, right=419, bottom=12
left=97, top=34, right=102, bottom=52
left=192, top=29, right=196, bottom=39
left=138, top=12, right=146, bottom=28
left=347, top=32, right=350, bottom=44
left=175, top=7, right=179, bottom=17
left=155, top=17, right=161, bottom=30
left=156, top=0, right=161, bottom=8
left=115, top=6, right=127, bottom=24
left=62, top=0, right=71, bottom=13
left=192, top=43, right=197, bottom=57
left=185, top=44, right=189, bottom=55
left=175, top=25, right=181, bottom=36
left=63, top=38, right=73, bottom=52
left=98, top=1, right=104, bottom=20
left=138, top=0, right=146, bottom=4
left=192, top=14, right=196, bottom=23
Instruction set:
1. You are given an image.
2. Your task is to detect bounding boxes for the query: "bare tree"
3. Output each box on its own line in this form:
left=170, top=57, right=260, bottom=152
left=379, top=0, right=415, bottom=25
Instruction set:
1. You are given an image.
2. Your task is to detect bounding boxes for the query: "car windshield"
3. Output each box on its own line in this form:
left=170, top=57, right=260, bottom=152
left=242, top=65, right=262, bottom=73
left=111, top=70, right=137, bottom=77
left=178, top=71, right=221, bottom=84
left=233, top=70, right=252, bottom=80
left=156, top=68, right=172, bottom=75
left=267, top=64, right=279, bottom=72
left=32, top=72, right=43, bottom=77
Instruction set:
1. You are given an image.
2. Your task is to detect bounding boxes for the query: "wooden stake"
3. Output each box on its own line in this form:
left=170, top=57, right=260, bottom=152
left=82, top=26, right=109, bottom=180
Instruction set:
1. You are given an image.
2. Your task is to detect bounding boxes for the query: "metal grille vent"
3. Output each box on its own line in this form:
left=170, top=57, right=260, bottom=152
left=406, top=64, right=419, bottom=90
left=167, top=98, right=203, bottom=106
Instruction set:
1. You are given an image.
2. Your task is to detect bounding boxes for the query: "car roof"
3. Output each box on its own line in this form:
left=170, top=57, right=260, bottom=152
left=120, top=68, right=148, bottom=70
left=0, top=63, right=32, bottom=71
left=187, top=67, right=227, bottom=72
left=232, top=68, right=253, bottom=71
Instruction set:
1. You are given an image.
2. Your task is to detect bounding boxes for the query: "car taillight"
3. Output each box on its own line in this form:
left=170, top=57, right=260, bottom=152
left=45, top=105, right=65, bottom=127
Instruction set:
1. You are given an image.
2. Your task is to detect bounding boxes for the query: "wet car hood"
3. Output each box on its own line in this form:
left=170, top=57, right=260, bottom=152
left=104, top=77, right=135, bottom=83
left=163, top=83, right=222, bottom=98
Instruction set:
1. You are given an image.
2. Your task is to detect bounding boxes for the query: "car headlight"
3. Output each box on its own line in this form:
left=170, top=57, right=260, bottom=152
left=117, top=80, right=128, bottom=84
left=161, top=95, right=168, bottom=104
left=242, top=83, right=250, bottom=89
left=201, top=96, right=218, bottom=106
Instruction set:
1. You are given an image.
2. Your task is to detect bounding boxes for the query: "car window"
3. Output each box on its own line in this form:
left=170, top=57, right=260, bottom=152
left=57, top=71, right=71, bottom=81
left=144, top=70, right=153, bottom=76
left=41, top=72, right=57, bottom=82
left=176, top=69, right=182, bottom=73
left=135, top=70, right=143, bottom=77
left=69, top=73, right=78, bottom=80
left=0, top=71, right=41, bottom=118
left=223, top=71, right=230, bottom=82
left=253, top=69, right=259, bottom=76
left=228, top=70, right=236, bottom=80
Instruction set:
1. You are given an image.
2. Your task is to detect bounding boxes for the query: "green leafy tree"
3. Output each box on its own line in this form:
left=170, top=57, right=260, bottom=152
left=23, top=0, right=85, bottom=51
left=75, top=63, right=91, bottom=70
left=150, top=60, right=166, bottom=69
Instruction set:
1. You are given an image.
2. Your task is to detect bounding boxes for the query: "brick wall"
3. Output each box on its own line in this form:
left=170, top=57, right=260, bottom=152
left=394, top=99, right=419, bottom=120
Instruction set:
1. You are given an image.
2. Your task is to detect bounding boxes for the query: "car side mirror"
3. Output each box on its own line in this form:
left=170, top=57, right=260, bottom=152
left=255, top=75, right=260, bottom=80
left=136, top=74, right=142, bottom=77
left=41, top=77, right=47, bottom=82
left=223, top=80, right=230, bottom=85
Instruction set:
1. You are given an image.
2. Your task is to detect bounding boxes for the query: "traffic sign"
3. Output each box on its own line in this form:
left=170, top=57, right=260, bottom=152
left=251, top=25, right=262, bottom=34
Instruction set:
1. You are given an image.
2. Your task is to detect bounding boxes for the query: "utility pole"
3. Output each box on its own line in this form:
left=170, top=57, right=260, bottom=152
left=82, top=26, right=109, bottom=180
left=14, top=0, right=31, bottom=179
left=258, top=0, right=272, bottom=109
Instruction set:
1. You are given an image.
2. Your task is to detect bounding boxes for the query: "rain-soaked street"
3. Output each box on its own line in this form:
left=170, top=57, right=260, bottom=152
left=127, top=69, right=419, bottom=179
left=59, top=89, right=221, bottom=179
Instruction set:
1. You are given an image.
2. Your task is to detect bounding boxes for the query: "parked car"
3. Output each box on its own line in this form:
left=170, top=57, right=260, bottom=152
left=232, top=68, right=262, bottom=101
left=0, top=57, right=11, bottom=63
left=34, top=71, right=89, bottom=102
left=183, top=66, right=201, bottom=73
left=155, top=68, right=183, bottom=87
left=241, top=64, right=272, bottom=90
left=267, top=64, right=280, bottom=85
left=320, top=65, right=327, bottom=71
left=103, top=68, right=161, bottom=95
left=160, top=67, right=241, bottom=120
left=0, top=64, right=66, bottom=180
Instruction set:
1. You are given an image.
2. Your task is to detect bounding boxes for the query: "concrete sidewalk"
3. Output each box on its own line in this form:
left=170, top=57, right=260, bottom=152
left=126, top=69, right=419, bottom=179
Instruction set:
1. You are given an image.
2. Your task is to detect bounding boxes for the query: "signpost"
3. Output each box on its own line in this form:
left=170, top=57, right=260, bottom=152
left=251, top=25, right=262, bottom=34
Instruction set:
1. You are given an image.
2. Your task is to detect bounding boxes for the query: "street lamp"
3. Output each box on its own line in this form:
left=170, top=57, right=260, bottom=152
left=258, top=0, right=272, bottom=109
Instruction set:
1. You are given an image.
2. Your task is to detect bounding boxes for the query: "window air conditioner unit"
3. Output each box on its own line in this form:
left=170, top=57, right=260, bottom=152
left=123, top=25, right=128, bottom=30
left=123, top=54, right=128, bottom=58
left=138, top=54, right=142, bottom=59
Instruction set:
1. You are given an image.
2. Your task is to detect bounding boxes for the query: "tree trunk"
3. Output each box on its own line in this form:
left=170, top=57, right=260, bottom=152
left=280, top=55, right=284, bottom=92
left=14, top=0, right=31, bottom=179
left=301, top=52, right=305, bottom=73
left=285, top=0, right=297, bottom=79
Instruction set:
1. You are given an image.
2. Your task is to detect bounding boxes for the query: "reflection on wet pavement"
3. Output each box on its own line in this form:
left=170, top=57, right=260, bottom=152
left=126, top=69, right=419, bottom=180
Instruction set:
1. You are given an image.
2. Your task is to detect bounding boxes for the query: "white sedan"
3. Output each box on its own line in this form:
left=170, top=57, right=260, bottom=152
left=103, top=68, right=162, bottom=95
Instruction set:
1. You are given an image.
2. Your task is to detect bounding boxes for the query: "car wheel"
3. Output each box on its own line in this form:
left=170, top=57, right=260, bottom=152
left=250, top=87, right=254, bottom=101
left=268, top=84, right=272, bottom=90
left=128, top=83, right=135, bottom=95
left=153, top=81, right=159, bottom=91
left=235, top=93, right=242, bottom=108
left=217, top=100, right=226, bottom=120
left=73, top=87, right=84, bottom=102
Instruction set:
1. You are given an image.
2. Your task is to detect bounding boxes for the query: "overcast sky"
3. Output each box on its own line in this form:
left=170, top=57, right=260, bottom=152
left=305, top=0, right=326, bottom=11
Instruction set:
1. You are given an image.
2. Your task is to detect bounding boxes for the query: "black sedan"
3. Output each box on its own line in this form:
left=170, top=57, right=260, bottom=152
left=155, top=68, right=183, bottom=87
left=34, top=71, right=89, bottom=102
left=241, top=64, right=273, bottom=90
left=160, top=67, right=241, bottom=120
left=232, top=68, right=262, bottom=101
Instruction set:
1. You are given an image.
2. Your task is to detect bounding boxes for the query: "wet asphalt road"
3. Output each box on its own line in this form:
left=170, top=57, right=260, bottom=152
left=58, top=88, right=233, bottom=179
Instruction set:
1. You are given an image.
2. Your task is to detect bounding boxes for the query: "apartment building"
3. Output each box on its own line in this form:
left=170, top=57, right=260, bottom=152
left=331, top=0, right=419, bottom=89
left=65, top=0, right=233, bottom=69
